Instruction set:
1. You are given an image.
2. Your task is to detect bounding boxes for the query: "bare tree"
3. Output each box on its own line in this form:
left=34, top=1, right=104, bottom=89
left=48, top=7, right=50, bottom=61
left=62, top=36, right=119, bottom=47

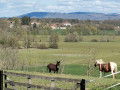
left=65, top=32, right=79, bottom=42
left=0, top=29, right=19, bottom=70
left=87, top=48, right=98, bottom=77
left=23, top=30, right=31, bottom=49
left=49, top=33, right=59, bottom=49
left=60, top=54, right=66, bottom=74
left=0, top=48, right=19, bottom=70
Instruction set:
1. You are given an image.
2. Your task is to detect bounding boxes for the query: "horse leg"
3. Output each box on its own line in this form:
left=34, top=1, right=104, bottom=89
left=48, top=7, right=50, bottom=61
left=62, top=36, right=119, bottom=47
left=111, top=70, right=114, bottom=79
left=104, top=72, right=105, bottom=76
left=49, top=69, right=51, bottom=73
left=100, top=71, right=102, bottom=78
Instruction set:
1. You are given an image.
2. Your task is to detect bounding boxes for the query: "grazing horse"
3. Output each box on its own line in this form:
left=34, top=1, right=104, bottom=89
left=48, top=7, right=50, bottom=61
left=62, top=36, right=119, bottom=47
left=47, top=61, right=60, bottom=73
left=94, top=59, right=117, bottom=79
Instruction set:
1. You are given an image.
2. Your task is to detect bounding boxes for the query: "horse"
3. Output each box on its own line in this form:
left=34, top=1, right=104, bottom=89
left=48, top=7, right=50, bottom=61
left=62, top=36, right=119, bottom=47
left=47, top=61, right=60, bottom=73
left=94, top=59, right=117, bottom=79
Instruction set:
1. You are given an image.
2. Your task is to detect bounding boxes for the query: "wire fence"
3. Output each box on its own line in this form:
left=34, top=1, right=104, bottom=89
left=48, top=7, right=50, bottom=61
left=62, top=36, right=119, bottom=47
left=88, top=71, right=120, bottom=89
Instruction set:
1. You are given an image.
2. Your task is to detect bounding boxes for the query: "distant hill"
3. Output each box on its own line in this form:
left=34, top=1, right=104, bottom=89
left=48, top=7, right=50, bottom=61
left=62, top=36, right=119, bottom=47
left=19, top=12, right=120, bottom=20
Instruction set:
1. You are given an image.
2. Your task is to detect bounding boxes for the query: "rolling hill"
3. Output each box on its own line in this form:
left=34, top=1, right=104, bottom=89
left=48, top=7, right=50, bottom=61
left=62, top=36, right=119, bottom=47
left=19, top=12, right=120, bottom=20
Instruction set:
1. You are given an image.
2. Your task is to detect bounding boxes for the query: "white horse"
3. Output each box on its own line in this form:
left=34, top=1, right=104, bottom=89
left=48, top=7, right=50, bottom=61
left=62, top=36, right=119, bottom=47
left=94, top=59, right=117, bottom=79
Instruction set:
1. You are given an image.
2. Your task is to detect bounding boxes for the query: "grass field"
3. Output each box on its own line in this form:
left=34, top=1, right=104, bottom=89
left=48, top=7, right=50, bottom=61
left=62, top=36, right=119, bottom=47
left=1, top=35, right=120, bottom=89
left=17, top=35, right=120, bottom=76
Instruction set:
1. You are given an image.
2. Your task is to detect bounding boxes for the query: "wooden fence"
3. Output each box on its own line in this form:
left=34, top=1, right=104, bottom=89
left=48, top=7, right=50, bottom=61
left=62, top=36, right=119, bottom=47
left=0, top=70, right=87, bottom=90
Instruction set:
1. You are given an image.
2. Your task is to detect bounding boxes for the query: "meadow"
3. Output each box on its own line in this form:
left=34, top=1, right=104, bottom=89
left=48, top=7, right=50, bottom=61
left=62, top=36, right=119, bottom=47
left=2, top=35, right=120, bottom=89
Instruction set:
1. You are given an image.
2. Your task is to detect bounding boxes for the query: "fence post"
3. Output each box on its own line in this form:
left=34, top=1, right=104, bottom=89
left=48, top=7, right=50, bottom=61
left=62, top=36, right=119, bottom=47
left=51, top=79, right=55, bottom=87
left=80, top=79, right=86, bottom=90
left=4, top=74, right=7, bottom=89
left=27, top=76, right=31, bottom=90
left=0, top=70, right=3, bottom=90
left=51, top=79, right=55, bottom=90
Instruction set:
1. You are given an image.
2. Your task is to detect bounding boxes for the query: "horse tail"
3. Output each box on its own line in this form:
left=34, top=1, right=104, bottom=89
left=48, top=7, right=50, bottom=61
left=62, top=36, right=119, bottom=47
left=114, top=63, right=117, bottom=78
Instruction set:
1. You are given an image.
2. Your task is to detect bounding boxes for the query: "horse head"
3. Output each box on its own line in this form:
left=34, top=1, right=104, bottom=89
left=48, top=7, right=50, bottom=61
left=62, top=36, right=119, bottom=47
left=94, top=60, right=98, bottom=67
left=56, top=61, right=60, bottom=68
left=94, top=59, right=105, bottom=67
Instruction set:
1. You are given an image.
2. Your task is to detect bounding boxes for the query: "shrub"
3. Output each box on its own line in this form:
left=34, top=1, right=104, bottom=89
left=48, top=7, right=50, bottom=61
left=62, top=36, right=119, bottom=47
left=65, top=32, right=79, bottom=42
left=8, top=37, right=19, bottom=48
left=37, top=43, right=48, bottom=49
left=99, top=37, right=110, bottom=42
left=0, top=40, right=5, bottom=45
left=0, top=48, right=19, bottom=70
left=0, top=34, right=19, bottom=48
left=23, top=31, right=31, bottom=49
left=49, top=33, right=59, bottom=49
left=24, top=39, right=31, bottom=48
left=91, top=39, right=98, bottom=42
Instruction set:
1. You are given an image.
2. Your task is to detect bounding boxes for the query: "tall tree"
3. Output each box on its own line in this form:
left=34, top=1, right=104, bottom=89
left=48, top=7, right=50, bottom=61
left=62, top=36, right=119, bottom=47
left=21, top=16, right=31, bottom=25
left=12, top=17, right=21, bottom=25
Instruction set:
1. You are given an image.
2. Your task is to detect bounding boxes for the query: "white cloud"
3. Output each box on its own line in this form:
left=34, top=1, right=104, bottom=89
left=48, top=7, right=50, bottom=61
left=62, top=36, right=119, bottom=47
left=0, top=0, right=7, bottom=3
left=56, top=0, right=120, bottom=13
left=0, top=0, right=120, bottom=17
left=94, top=0, right=101, bottom=4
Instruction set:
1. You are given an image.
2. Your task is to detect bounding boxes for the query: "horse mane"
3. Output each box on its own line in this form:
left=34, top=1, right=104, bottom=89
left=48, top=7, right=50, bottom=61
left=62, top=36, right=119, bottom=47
left=96, top=59, right=105, bottom=64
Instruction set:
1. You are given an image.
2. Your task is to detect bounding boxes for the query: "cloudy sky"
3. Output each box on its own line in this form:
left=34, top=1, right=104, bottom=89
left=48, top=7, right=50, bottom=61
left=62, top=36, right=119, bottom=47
left=0, top=0, right=120, bottom=17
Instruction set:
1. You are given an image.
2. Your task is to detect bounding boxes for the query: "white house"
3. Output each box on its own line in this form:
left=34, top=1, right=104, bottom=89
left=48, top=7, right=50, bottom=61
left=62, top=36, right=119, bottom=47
left=63, top=21, right=72, bottom=26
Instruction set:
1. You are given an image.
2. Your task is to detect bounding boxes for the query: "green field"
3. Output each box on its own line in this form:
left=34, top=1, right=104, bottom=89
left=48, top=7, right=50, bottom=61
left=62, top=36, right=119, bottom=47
left=2, top=35, right=120, bottom=89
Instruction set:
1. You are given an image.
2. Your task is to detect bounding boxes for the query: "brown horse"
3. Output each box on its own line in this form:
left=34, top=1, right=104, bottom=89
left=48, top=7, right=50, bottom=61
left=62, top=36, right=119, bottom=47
left=94, top=59, right=117, bottom=79
left=47, top=61, right=60, bottom=73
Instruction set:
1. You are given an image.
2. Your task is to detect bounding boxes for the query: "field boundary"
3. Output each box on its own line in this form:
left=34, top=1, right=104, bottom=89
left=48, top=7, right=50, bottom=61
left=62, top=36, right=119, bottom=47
left=0, top=70, right=88, bottom=90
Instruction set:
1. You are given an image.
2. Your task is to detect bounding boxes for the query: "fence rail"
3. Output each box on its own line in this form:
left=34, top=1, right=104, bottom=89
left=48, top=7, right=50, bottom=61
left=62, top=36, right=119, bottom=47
left=5, top=80, right=70, bottom=90
left=4, top=71, right=83, bottom=83
left=89, top=71, right=120, bottom=89
left=0, top=70, right=87, bottom=90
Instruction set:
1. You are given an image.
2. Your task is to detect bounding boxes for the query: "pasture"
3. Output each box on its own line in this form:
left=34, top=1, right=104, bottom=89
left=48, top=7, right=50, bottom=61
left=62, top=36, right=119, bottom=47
left=17, top=35, right=120, bottom=75
left=1, top=35, right=120, bottom=89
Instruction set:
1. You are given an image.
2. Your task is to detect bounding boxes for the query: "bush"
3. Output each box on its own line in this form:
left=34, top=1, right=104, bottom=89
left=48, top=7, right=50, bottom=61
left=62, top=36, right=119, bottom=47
left=8, top=37, right=19, bottom=48
left=65, top=32, right=79, bottom=42
left=24, top=39, right=31, bottom=48
left=99, top=37, right=110, bottom=42
left=0, top=40, right=5, bottom=45
left=0, top=34, right=19, bottom=48
left=91, top=39, right=98, bottom=42
left=49, top=33, right=59, bottom=49
left=23, top=31, right=31, bottom=49
left=37, top=43, right=48, bottom=49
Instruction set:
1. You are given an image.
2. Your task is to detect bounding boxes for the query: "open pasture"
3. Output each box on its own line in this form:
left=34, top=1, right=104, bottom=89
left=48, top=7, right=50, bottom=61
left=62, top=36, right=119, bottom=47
left=18, top=36, right=120, bottom=77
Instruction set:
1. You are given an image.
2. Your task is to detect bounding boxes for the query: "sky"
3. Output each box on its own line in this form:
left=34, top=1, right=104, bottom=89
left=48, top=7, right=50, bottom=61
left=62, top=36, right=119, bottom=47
left=0, top=0, right=120, bottom=17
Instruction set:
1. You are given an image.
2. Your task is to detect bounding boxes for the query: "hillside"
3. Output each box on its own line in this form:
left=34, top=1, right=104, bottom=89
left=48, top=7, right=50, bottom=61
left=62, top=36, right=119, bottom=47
left=19, top=12, right=120, bottom=20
